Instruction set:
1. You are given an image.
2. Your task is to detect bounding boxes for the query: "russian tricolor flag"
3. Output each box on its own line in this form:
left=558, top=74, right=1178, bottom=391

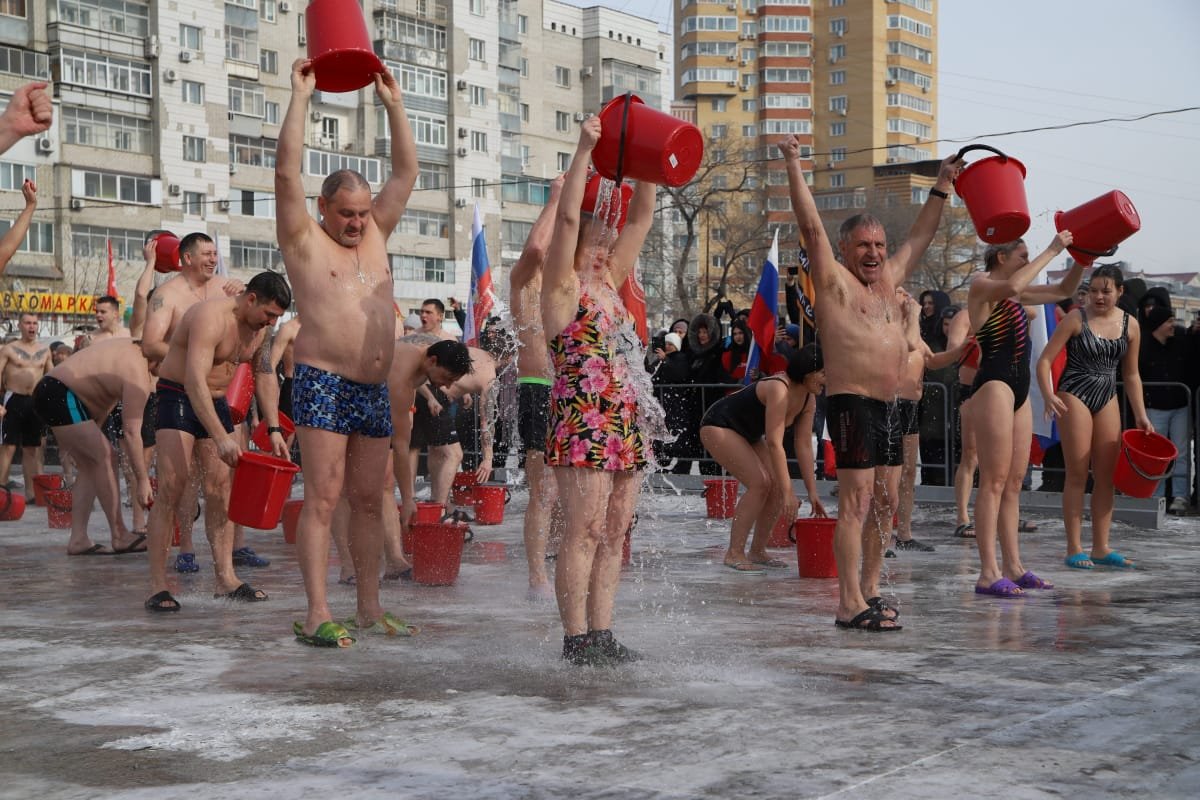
left=463, top=203, right=492, bottom=346
left=744, top=230, right=780, bottom=384
left=1028, top=285, right=1067, bottom=465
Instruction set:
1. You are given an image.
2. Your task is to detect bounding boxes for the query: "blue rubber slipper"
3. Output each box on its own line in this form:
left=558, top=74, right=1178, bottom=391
left=1092, top=551, right=1135, bottom=569
left=1064, top=552, right=1093, bottom=570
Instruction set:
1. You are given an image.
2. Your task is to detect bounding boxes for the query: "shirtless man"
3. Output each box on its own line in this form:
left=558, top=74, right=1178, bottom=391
left=143, top=273, right=291, bottom=613
left=88, top=295, right=130, bottom=344
left=0, top=313, right=52, bottom=500
left=509, top=177, right=564, bottom=600
left=277, top=57, right=418, bottom=646
left=32, top=339, right=152, bottom=555
left=412, top=298, right=464, bottom=511
left=784, top=133, right=960, bottom=631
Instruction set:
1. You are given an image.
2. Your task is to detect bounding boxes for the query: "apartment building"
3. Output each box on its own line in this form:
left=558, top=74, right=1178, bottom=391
left=675, top=0, right=938, bottom=304
left=0, top=0, right=667, bottom=334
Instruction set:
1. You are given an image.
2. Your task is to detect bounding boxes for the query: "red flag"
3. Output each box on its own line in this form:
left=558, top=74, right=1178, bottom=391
left=106, top=239, right=117, bottom=297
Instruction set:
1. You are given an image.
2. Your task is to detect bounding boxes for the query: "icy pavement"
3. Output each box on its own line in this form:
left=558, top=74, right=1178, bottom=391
left=1, top=482, right=1197, bottom=799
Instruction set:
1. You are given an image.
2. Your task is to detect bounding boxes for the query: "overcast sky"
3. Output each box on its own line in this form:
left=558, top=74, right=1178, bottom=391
left=560, top=0, right=1200, bottom=276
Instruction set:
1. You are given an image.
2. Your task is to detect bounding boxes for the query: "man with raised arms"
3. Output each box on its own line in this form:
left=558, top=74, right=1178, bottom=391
left=276, top=57, right=418, bottom=647
left=783, top=133, right=961, bottom=632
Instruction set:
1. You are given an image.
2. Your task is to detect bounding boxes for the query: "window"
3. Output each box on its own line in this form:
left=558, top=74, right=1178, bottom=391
left=557, top=152, right=570, bottom=171
left=0, top=219, right=52, bottom=254
left=0, top=161, right=33, bottom=190
left=711, top=98, right=727, bottom=112
left=680, top=68, right=739, bottom=86
left=405, top=112, right=447, bottom=147
left=181, top=80, right=204, bottom=105
left=59, top=50, right=152, bottom=97
left=59, top=0, right=149, bottom=36
left=829, top=173, right=845, bottom=188
left=0, top=45, right=49, bottom=80
left=711, top=175, right=727, bottom=190
left=760, top=120, right=811, bottom=135
left=468, top=37, right=486, bottom=62
left=554, top=66, right=570, bottom=88
left=885, top=144, right=932, bottom=161
left=762, top=42, right=810, bottom=58
left=471, top=177, right=486, bottom=197
left=470, top=0, right=483, bottom=15
left=520, top=58, right=528, bottom=78
left=829, top=95, right=847, bottom=113
left=887, top=118, right=932, bottom=138
left=470, top=130, right=487, bottom=152
left=767, top=197, right=792, bottom=212
left=63, top=108, right=152, bottom=153
left=829, top=44, right=845, bottom=62
left=229, top=79, right=266, bottom=118
left=682, top=16, right=738, bottom=33
left=742, top=125, right=756, bottom=137
left=260, top=49, right=278, bottom=74
left=763, top=94, right=811, bottom=109
left=891, top=0, right=933, bottom=11
left=225, top=4, right=259, bottom=64
left=517, top=14, right=528, bottom=34
left=388, top=61, right=447, bottom=100
left=182, top=191, right=204, bottom=217
left=711, top=149, right=725, bottom=162
left=886, top=66, right=932, bottom=90
left=305, top=150, right=382, bottom=183
left=555, top=111, right=570, bottom=132
left=470, top=85, right=486, bottom=106
left=830, top=17, right=846, bottom=36
left=230, top=135, right=277, bottom=168
left=501, top=220, right=532, bottom=246
left=391, top=254, right=452, bottom=284
left=236, top=189, right=276, bottom=218
left=830, top=70, right=845, bottom=85
left=320, top=117, right=339, bottom=150
left=0, top=1, right=26, bottom=18
left=259, top=0, right=277, bottom=22
left=71, top=225, right=142, bottom=260
left=711, top=228, right=725, bottom=244
left=229, top=239, right=281, bottom=272
left=682, top=41, right=736, bottom=59
left=182, top=136, right=206, bottom=162
left=888, top=40, right=934, bottom=64
left=519, top=103, right=529, bottom=122
left=830, top=121, right=846, bottom=136
left=887, top=15, right=932, bottom=37
left=887, top=92, right=932, bottom=114
left=830, top=148, right=846, bottom=162
left=397, top=209, right=449, bottom=238
left=830, top=0, right=845, bottom=6
left=710, top=124, right=727, bottom=138
left=763, top=69, right=811, bottom=83
left=742, top=99, right=757, bottom=112
left=180, top=24, right=203, bottom=51
left=73, top=168, right=156, bottom=205
left=418, top=162, right=448, bottom=190
left=761, top=16, right=809, bottom=33
left=264, top=101, right=280, bottom=125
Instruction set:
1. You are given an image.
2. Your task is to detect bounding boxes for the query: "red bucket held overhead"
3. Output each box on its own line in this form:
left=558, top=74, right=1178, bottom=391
left=474, top=484, right=510, bottom=525
left=953, top=144, right=1030, bottom=244
left=702, top=478, right=738, bottom=519
left=794, top=517, right=838, bottom=578
left=32, top=474, right=63, bottom=506
left=582, top=171, right=634, bottom=231
left=148, top=231, right=181, bottom=273
left=1054, top=190, right=1141, bottom=267
left=409, top=521, right=467, bottom=585
left=45, top=489, right=73, bottom=529
left=1113, top=430, right=1177, bottom=499
left=305, top=0, right=386, bottom=93
left=225, top=363, right=255, bottom=425
left=251, top=411, right=294, bottom=451
left=228, top=452, right=300, bottom=529
left=0, top=487, right=25, bottom=521
left=592, top=93, right=704, bottom=188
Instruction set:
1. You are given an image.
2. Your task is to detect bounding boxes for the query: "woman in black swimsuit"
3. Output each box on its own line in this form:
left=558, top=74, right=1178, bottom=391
left=965, top=231, right=1082, bottom=597
left=700, top=346, right=827, bottom=573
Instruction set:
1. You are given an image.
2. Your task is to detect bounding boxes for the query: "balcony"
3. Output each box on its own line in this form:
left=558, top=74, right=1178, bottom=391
left=374, top=0, right=447, bottom=22
left=373, top=40, right=446, bottom=70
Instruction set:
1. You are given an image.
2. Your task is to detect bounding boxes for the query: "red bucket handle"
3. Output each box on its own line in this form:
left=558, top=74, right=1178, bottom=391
left=1069, top=243, right=1120, bottom=258
left=954, top=143, right=1010, bottom=163
left=1121, top=443, right=1176, bottom=483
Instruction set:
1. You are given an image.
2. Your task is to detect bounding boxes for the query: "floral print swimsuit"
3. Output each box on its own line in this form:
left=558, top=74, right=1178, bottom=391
left=546, top=293, right=646, bottom=471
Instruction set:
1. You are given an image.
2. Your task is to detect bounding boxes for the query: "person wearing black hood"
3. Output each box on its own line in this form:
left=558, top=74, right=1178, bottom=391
left=651, top=331, right=695, bottom=474
left=722, top=318, right=751, bottom=384
left=688, top=312, right=733, bottom=475
left=917, top=289, right=953, bottom=485
left=1139, top=302, right=1196, bottom=512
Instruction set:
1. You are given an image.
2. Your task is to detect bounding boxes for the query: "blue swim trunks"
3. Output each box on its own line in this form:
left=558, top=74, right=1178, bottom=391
left=292, top=363, right=393, bottom=439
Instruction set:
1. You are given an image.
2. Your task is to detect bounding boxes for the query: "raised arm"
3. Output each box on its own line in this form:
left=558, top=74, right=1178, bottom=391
left=1020, top=240, right=1084, bottom=304
left=970, top=231, right=1074, bottom=321
left=609, top=180, right=657, bottom=289
left=0, top=82, right=52, bottom=155
left=510, top=176, right=564, bottom=292
left=128, top=240, right=157, bottom=339
left=542, top=118, right=600, bottom=339
left=275, top=59, right=317, bottom=252
left=890, top=154, right=962, bottom=283
left=140, top=287, right=175, bottom=362
left=783, top=135, right=842, bottom=297
left=0, top=179, right=37, bottom=274
left=370, top=69, right=418, bottom=237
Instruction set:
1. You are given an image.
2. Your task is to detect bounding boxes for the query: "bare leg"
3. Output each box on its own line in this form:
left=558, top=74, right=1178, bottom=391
left=523, top=451, right=557, bottom=592
left=195, top=439, right=241, bottom=595
left=954, top=399, right=977, bottom=528
left=0, top=444, right=16, bottom=487
left=1088, top=398, right=1123, bottom=560
left=555, top=468, right=612, bottom=636
left=331, top=494, right=354, bottom=583
left=147, top=430, right=196, bottom=598
left=427, top=443, right=462, bottom=507
left=970, top=382, right=1017, bottom=590
left=700, top=427, right=772, bottom=567
left=345, top=434, right=392, bottom=626
left=895, top=434, right=918, bottom=541
left=175, top=456, right=202, bottom=555
left=834, top=467, right=892, bottom=624
left=56, top=424, right=137, bottom=552
left=862, top=465, right=901, bottom=600
left=997, top=402, right=1033, bottom=582
left=21, top=445, right=43, bottom=502
left=584, top=471, right=640, bottom=632
left=1057, top=392, right=1094, bottom=560
left=296, top=426, right=349, bottom=635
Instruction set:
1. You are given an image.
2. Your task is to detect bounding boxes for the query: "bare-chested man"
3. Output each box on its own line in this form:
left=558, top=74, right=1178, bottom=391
left=32, top=339, right=153, bottom=555
left=509, top=176, right=565, bottom=600
left=411, top=298, right=465, bottom=511
left=784, top=134, right=960, bottom=632
left=0, top=313, right=52, bottom=499
left=88, top=295, right=130, bottom=344
left=143, top=273, right=291, bottom=613
left=277, top=57, right=418, bottom=647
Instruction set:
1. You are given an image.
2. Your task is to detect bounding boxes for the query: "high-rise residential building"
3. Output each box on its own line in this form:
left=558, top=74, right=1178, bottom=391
left=675, top=0, right=938, bottom=304
left=0, top=0, right=667, bottom=335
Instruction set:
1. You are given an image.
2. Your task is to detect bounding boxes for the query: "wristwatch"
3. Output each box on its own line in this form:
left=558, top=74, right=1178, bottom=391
left=268, top=426, right=284, bottom=434
left=928, top=188, right=949, bottom=200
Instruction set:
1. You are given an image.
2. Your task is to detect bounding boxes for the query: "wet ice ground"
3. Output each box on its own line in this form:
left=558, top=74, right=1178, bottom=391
left=1, top=481, right=1198, bottom=799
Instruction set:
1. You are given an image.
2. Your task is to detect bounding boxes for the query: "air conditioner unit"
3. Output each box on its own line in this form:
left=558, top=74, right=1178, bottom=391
left=580, top=66, right=593, bottom=78
left=726, top=80, right=738, bottom=87
left=456, top=147, right=468, bottom=157
left=279, top=0, right=292, bottom=11
left=217, top=199, right=231, bottom=211
left=921, top=86, right=929, bottom=93
left=179, top=50, right=193, bottom=63
left=828, top=55, right=838, bottom=64
left=163, top=68, right=178, bottom=82
left=885, top=79, right=897, bottom=86
left=740, top=59, right=750, bottom=67
left=457, top=127, right=468, bottom=139
left=318, top=135, right=333, bottom=148
left=311, top=110, right=323, bottom=122
left=886, top=157, right=898, bottom=163
left=35, top=136, right=52, bottom=154
left=726, top=54, right=737, bottom=62
left=229, top=163, right=238, bottom=174
left=726, top=3, right=737, bottom=9
left=837, top=108, right=847, bottom=116
left=70, top=198, right=84, bottom=210
left=573, top=111, right=586, bottom=122
left=455, top=198, right=468, bottom=208
left=456, top=79, right=468, bottom=91
left=168, top=183, right=181, bottom=196
left=144, top=35, right=160, bottom=59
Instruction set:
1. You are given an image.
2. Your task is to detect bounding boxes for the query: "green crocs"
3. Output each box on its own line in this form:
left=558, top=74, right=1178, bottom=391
left=343, top=611, right=420, bottom=637
left=293, top=620, right=356, bottom=648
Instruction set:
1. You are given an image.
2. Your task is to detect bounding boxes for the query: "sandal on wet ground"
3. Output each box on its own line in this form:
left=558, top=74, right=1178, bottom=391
left=232, top=547, right=270, bottom=567
left=1015, top=571, right=1053, bottom=590
left=895, top=537, right=936, bottom=552
left=866, top=596, right=899, bottom=620
left=145, top=590, right=181, bottom=613
left=1018, top=519, right=1039, bottom=533
left=293, top=620, right=355, bottom=648
left=216, top=583, right=269, bottom=602
left=338, top=574, right=357, bottom=586
left=953, top=523, right=975, bottom=538
left=382, top=568, right=413, bottom=581
left=975, top=577, right=1025, bottom=597
left=68, top=544, right=111, bottom=556
left=112, top=533, right=148, bottom=554
left=1064, top=552, right=1094, bottom=569
left=174, top=553, right=200, bottom=573
left=724, top=561, right=766, bottom=574
left=834, top=606, right=902, bottom=632
left=1092, top=551, right=1135, bottom=569
left=343, top=611, right=419, bottom=637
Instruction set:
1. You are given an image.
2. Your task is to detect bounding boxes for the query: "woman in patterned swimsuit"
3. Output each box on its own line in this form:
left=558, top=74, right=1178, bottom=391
left=541, top=115, right=658, bottom=666
left=1035, top=265, right=1152, bottom=570
left=965, top=232, right=1083, bottom=597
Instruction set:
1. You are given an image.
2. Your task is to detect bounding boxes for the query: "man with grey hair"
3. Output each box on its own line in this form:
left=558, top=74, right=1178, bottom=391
left=277, top=57, right=418, bottom=647
left=783, top=133, right=961, bottom=632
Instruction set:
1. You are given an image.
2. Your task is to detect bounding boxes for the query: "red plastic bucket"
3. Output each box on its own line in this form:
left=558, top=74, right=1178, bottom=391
left=702, top=478, right=738, bottom=519
left=281, top=499, right=303, bottom=544
left=794, top=517, right=838, bottom=578
left=228, top=452, right=300, bottom=529
left=251, top=411, right=294, bottom=451
left=1113, top=430, right=1178, bottom=499
left=225, top=363, right=255, bottom=425
left=0, top=487, right=25, bottom=520
left=767, top=512, right=795, bottom=548
left=415, top=501, right=444, bottom=524
left=592, top=93, right=704, bottom=188
left=306, top=0, right=385, bottom=93
left=822, top=440, right=837, bottom=479
left=45, top=488, right=72, bottom=529
left=32, top=474, right=63, bottom=506
left=1054, top=190, right=1141, bottom=267
left=953, top=144, right=1030, bottom=244
left=148, top=231, right=181, bottom=273
left=474, top=484, right=510, bottom=525
left=582, top=171, right=633, bottom=231
left=410, top=521, right=467, bottom=585
left=451, top=472, right=478, bottom=506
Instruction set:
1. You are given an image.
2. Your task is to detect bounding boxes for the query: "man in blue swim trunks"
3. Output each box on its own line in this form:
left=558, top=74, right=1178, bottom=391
left=784, top=134, right=961, bottom=632
left=277, top=57, right=419, bottom=647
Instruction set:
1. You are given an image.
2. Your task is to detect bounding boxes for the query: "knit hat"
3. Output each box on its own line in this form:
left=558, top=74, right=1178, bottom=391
left=1143, top=305, right=1174, bottom=330
left=785, top=323, right=801, bottom=341
left=664, top=332, right=683, bottom=351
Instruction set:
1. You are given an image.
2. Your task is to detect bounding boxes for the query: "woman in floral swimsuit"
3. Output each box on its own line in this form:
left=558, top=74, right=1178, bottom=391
left=541, top=116, right=658, bottom=666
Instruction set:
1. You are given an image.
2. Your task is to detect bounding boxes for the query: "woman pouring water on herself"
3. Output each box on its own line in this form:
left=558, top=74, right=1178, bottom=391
left=700, top=346, right=828, bottom=573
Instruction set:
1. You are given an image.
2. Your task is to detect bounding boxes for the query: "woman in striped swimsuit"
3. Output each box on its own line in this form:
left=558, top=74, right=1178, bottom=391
left=1035, top=265, right=1152, bottom=570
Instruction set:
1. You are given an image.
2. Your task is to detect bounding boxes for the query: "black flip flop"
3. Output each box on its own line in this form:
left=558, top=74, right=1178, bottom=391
left=217, top=583, right=269, bottom=602
left=835, top=605, right=903, bottom=632
left=145, top=590, right=181, bottom=613
left=69, top=543, right=111, bottom=556
left=112, top=533, right=148, bottom=554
